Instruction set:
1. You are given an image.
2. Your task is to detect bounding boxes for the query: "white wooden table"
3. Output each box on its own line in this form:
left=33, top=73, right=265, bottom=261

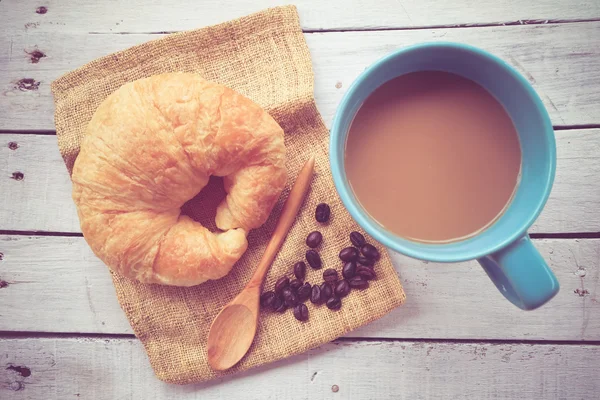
left=1, top=1, right=600, bottom=398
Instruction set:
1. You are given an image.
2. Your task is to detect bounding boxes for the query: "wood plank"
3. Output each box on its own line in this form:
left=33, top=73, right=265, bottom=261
left=0, top=134, right=79, bottom=233
left=0, top=0, right=598, bottom=33
left=1, top=338, right=598, bottom=398
left=1, top=22, right=599, bottom=131
left=0, top=235, right=598, bottom=340
left=3, top=129, right=600, bottom=234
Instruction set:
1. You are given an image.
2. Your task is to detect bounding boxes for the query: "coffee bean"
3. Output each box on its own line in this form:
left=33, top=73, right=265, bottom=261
left=357, top=265, right=376, bottom=280
left=326, top=296, right=342, bottom=310
left=275, top=276, right=289, bottom=295
left=260, top=291, right=276, bottom=308
left=315, top=203, right=331, bottom=223
left=306, top=250, right=322, bottom=269
left=282, top=287, right=298, bottom=307
left=334, top=279, right=351, bottom=298
left=357, top=256, right=375, bottom=267
left=289, top=279, right=303, bottom=292
left=320, top=282, right=333, bottom=299
left=348, top=275, right=369, bottom=290
left=310, top=284, right=323, bottom=304
left=350, top=231, right=366, bottom=247
left=306, top=231, right=323, bottom=248
left=339, top=247, right=358, bottom=262
left=323, top=268, right=339, bottom=283
left=294, top=261, right=307, bottom=280
left=297, top=282, right=312, bottom=302
left=360, top=243, right=380, bottom=260
left=271, top=295, right=287, bottom=312
left=342, top=261, right=357, bottom=279
left=293, top=304, right=309, bottom=321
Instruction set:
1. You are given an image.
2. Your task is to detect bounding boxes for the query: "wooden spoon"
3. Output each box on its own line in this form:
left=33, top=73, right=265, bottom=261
left=207, top=156, right=315, bottom=371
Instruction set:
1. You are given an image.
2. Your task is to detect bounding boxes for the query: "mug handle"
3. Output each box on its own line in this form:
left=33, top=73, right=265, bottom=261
left=477, top=234, right=559, bottom=310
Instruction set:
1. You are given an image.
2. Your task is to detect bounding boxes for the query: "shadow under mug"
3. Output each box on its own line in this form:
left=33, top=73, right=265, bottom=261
left=330, top=42, right=559, bottom=310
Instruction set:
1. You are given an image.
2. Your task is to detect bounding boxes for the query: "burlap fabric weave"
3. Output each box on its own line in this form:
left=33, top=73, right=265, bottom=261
left=51, top=6, right=405, bottom=384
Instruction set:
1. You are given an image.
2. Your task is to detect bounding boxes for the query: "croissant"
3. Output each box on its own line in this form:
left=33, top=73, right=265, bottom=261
left=72, top=73, right=287, bottom=286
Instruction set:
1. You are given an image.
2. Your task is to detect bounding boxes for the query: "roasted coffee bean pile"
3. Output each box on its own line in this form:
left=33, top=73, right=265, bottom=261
left=260, top=203, right=381, bottom=322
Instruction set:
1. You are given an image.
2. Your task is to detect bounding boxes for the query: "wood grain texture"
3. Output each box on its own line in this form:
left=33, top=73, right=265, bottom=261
left=3, top=129, right=600, bottom=234
left=1, top=235, right=598, bottom=340
left=1, top=22, right=600, bottom=130
left=0, top=0, right=599, bottom=33
left=1, top=338, right=599, bottom=399
left=0, top=134, right=78, bottom=232
left=0, top=1, right=598, bottom=396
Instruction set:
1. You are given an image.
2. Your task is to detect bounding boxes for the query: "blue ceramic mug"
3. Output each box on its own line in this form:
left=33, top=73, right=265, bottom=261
left=330, top=42, right=559, bottom=310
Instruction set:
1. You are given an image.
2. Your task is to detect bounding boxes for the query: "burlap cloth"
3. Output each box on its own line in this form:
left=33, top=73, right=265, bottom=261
left=51, top=6, right=405, bottom=384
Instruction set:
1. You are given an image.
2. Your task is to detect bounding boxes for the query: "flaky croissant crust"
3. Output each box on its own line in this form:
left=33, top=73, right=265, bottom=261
left=72, top=73, right=287, bottom=286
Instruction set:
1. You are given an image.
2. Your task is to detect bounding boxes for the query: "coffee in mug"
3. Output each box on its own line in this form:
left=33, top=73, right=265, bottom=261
left=345, top=71, right=521, bottom=243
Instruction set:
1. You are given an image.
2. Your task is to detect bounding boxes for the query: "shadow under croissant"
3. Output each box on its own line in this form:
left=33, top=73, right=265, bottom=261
left=180, top=176, right=227, bottom=232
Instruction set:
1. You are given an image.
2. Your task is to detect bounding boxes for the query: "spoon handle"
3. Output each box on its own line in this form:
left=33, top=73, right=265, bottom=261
left=248, top=156, right=315, bottom=287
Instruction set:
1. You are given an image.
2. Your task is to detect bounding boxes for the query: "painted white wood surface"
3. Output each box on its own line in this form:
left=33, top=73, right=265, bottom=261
left=3, top=129, right=600, bottom=234
left=1, top=235, right=598, bottom=339
left=1, top=22, right=600, bottom=130
left=1, top=1, right=599, bottom=395
left=1, top=0, right=599, bottom=34
left=1, top=338, right=599, bottom=399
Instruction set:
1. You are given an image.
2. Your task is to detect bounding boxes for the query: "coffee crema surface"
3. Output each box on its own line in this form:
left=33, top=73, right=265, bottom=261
left=345, top=71, right=522, bottom=243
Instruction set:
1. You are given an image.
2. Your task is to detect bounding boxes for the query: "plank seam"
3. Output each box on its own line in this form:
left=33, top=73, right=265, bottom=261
left=0, top=230, right=83, bottom=237
left=303, top=18, right=600, bottom=33
left=0, top=130, right=57, bottom=135
left=3, top=125, right=600, bottom=136
left=2, top=230, right=600, bottom=239
left=337, top=337, right=600, bottom=346
left=0, top=331, right=598, bottom=345
left=530, top=232, right=600, bottom=239
left=81, top=18, right=600, bottom=35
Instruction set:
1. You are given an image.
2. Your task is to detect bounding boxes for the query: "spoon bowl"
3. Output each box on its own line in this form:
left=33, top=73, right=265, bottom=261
left=207, top=302, right=257, bottom=371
